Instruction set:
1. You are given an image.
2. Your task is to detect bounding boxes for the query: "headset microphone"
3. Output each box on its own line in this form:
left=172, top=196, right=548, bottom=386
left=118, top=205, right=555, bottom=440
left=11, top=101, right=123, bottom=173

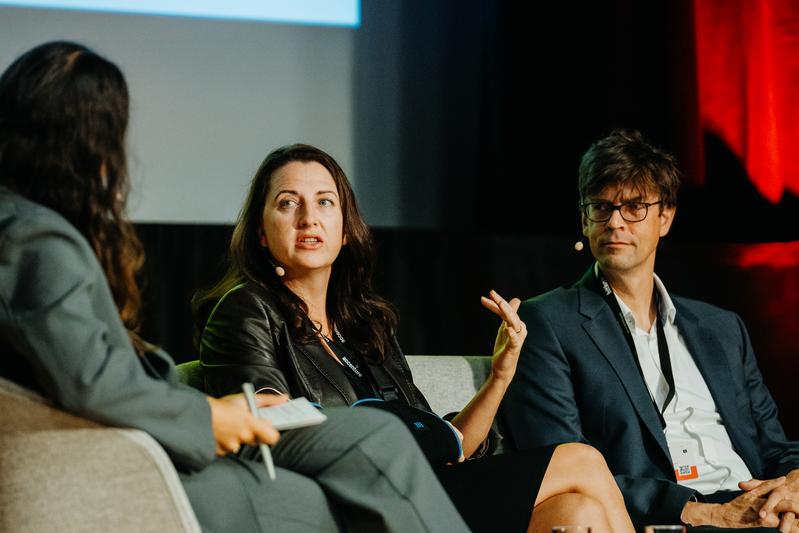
left=266, top=256, right=286, bottom=277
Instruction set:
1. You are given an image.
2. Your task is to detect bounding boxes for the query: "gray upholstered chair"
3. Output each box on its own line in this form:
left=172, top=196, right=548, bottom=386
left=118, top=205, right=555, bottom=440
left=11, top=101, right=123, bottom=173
left=0, top=376, right=201, bottom=533
left=177, top=355, right=492, bottom=416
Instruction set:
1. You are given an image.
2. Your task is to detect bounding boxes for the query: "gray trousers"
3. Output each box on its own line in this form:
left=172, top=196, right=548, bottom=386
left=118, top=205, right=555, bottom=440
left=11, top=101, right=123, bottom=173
left=180, top=407, right=470, bottom=533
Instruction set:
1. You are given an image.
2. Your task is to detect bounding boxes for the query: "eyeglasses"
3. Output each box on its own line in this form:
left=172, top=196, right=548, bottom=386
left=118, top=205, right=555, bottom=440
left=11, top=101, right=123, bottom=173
left=580, top=200, right=662, bottom=222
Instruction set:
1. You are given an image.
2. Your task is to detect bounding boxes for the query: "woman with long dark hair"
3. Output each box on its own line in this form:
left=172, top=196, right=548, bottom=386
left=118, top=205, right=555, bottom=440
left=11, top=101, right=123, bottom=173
left=0, top=41, right=471, bottom=533
left=195, top=143, right=636, bottom=532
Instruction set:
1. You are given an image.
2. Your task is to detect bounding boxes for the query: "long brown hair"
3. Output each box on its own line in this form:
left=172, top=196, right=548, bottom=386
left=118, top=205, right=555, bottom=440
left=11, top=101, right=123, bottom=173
left=194, top=144, right=398, bottom=362
left=0, top=41, right=146, bottom=350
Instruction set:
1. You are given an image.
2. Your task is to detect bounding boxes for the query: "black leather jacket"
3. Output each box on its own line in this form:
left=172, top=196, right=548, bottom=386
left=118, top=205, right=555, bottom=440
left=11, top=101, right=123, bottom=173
left=199, top=281, right=431, bottom=411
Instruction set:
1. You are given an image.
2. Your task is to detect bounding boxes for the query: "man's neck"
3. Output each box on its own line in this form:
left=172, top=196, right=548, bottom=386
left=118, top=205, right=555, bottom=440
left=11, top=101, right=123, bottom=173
left=603, top=266, right=657, bottom=331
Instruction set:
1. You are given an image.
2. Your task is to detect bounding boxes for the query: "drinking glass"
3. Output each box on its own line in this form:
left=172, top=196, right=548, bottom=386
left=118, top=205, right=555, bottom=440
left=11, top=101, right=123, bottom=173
left=644, top=526, right=686, bottom=533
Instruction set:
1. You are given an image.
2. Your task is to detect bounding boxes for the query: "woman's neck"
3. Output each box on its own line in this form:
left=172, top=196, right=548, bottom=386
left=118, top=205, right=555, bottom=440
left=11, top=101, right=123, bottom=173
left=283, top=270, right=332, bottom=335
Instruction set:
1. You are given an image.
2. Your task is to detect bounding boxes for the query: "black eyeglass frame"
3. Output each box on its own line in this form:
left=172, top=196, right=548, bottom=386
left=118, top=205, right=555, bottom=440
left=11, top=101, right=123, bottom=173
left=580, top=200, right=663, bottom=223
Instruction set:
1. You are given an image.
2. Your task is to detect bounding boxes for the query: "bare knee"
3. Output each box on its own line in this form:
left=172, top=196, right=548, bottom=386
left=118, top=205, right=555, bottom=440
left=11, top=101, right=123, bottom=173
left=540, top=442, right=618, bottom=498
left=531, top=493, right=609, bottom=533
left=561, top=493, right=606, bottom=526
left=551, top=443, right=607, bottom=473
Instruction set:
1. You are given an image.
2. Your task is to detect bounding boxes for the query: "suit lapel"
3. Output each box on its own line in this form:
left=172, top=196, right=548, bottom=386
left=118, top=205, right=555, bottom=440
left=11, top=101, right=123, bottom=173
left=673, top=302, right=757, bottom=464
left=576, top=269, right=672, bottom=460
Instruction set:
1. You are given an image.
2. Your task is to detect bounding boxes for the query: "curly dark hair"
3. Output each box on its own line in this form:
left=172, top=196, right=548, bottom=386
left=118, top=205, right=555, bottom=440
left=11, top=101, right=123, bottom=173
left=0, top=41, right=146, bottom=350
left=578, top=129, right=681, bottom=207
left=193, top=144, right=398, bottom=362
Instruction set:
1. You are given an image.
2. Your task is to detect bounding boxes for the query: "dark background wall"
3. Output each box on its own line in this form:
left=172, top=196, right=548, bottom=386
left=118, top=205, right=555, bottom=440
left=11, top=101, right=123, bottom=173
left=137, top=0, right=798, bottom=438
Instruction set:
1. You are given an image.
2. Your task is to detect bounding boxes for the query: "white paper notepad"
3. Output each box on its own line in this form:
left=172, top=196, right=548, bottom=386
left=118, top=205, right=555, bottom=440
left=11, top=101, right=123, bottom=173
left=259, top=397, right=327, bottom=431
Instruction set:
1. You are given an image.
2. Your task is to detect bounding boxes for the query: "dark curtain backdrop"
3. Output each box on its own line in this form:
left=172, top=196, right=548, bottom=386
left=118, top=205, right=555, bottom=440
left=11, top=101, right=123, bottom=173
left=384, top=0, right=797, bottom=240
left=136, top=0, right=799, bottom=438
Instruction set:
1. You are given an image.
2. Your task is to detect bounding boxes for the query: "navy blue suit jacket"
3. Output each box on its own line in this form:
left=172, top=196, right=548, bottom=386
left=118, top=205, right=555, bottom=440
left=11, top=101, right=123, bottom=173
left=500, top=268, right=799, bottom=526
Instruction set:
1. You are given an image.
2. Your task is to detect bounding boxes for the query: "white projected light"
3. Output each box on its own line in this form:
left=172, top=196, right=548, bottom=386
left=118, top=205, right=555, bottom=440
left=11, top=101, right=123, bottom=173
left=0, top=0, right=360, bottom=26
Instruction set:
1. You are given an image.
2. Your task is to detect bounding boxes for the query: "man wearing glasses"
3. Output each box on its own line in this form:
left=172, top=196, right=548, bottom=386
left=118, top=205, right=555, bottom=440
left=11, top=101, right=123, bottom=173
left=500, top=130, right=799, bottom=531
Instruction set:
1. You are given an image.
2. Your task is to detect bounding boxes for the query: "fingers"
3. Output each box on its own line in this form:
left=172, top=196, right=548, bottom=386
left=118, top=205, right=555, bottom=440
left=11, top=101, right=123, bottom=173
left=251, top=418, right=281, bottom=446
left=216, top=434, right=244, bottom=457
left=480, top=295, right=500, bottom=315
left=214, top=417, right=280, bottom=457
left=770, top=498, right=799, bottom=516
left=750, top=476, right=787, bottom=499
left=779, top=511, right=796, bottom=533
left=255, top=393, right=289, bottom=408
left=740, top=478, right=765, bottom=491
left=481, top=290, right=524, bottom=334
left=756, top=478, right=791, bottom=520
left=208, top=395, right=282, bottom=457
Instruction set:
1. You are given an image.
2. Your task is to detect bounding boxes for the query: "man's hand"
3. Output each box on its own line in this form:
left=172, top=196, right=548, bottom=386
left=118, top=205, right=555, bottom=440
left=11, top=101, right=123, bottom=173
left=681, top=477, right=794, bottom=529
left=740, top=469, right=799, bottom=532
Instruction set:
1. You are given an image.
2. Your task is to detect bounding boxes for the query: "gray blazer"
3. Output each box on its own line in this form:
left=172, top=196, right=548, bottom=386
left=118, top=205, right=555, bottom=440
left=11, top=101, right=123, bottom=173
left=0, top=190, right=284, bottom=531
left=0, top=188, right=216, bottom=471
left=500, top=267, right=799, bottom=526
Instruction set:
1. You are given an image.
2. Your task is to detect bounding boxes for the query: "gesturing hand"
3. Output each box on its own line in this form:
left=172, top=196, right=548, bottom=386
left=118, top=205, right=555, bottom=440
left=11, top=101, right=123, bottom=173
left=480, top=289, right=527, bottom=384
left=206, top=393, right=287, bottom=456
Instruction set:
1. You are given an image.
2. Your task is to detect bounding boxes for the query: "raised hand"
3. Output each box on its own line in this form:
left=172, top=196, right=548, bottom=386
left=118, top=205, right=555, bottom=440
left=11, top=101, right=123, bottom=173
left=206, top=393, right=287, bottom=456
left=480, top=289, right=527, bottom=383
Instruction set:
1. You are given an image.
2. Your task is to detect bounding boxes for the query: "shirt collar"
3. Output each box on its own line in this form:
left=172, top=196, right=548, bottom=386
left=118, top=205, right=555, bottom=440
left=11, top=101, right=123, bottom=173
left=653, top=272, right=677, bottom=324
left=594, top=263, right=677, bottom=328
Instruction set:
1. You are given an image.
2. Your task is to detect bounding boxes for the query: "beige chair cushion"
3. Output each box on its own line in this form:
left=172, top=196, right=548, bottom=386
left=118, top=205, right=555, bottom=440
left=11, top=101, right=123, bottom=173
left=0, top=377, right=200, bottom=533
left=406, top=355, right=491, bottom=415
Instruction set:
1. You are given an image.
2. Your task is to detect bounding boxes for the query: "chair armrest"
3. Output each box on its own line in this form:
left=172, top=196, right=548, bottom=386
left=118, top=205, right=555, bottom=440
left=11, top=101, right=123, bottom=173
left=0, top=377, right=201, bottom=533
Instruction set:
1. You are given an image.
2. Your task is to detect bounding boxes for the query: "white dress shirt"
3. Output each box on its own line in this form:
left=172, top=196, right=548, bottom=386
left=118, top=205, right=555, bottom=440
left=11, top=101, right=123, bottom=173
left=612, top=273, right=753, bottom=494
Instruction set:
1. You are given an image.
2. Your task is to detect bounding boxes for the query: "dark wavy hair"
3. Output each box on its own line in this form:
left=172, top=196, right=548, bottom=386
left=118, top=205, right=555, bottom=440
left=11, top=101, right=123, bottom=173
left=193, top=144, right=398, bottom=362
left=0, top=41, right=147, bottom=350
left=578, top=129, right=681, bottom=207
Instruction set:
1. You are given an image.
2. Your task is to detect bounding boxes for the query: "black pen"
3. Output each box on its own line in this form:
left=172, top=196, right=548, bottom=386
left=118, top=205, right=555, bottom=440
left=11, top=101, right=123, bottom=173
left=242, top=382, right=276, bottom=480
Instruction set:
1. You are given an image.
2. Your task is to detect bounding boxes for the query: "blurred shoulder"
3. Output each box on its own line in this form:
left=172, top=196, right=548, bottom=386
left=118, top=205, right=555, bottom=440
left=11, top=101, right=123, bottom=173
left=0, top=187, right=101, bottom=281
left=0, top=188, right=88, bottom=247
